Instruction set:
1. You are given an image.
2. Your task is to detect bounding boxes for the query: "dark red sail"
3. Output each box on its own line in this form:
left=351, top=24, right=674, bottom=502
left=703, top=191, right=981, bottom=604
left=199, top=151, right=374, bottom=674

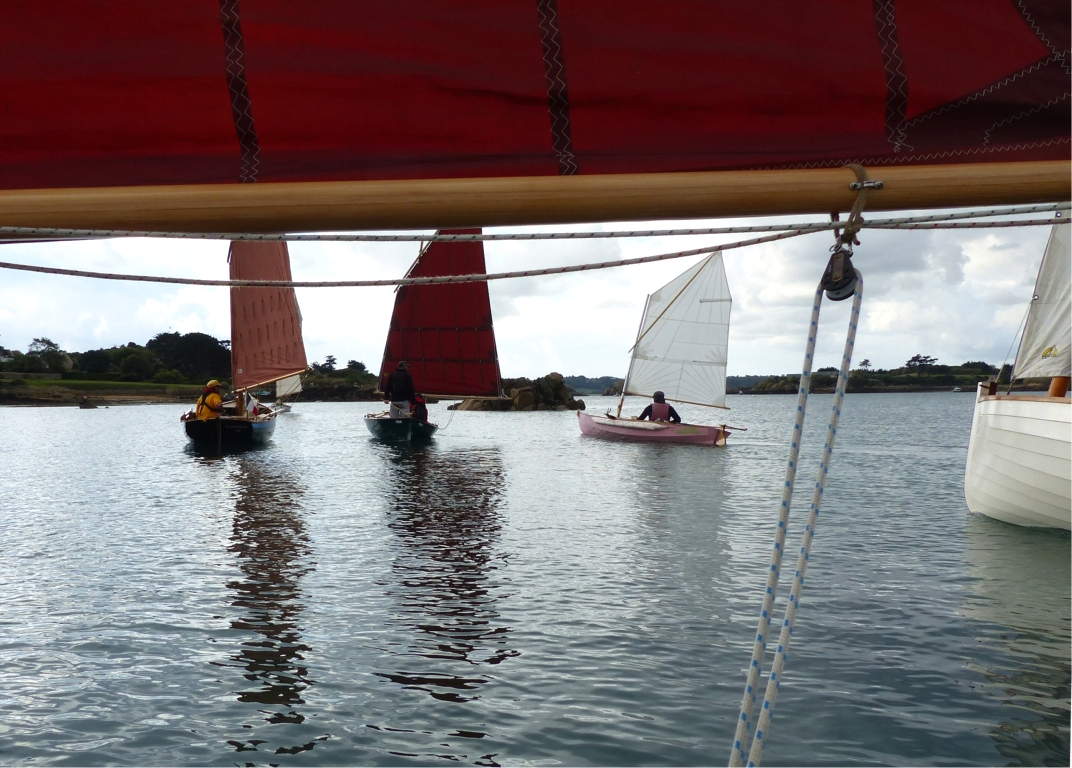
left=0, top=1, right=1065, bottom=190
left=229, top=240, right=308, bottom=390
left=380, top=231, right=502, bottom=399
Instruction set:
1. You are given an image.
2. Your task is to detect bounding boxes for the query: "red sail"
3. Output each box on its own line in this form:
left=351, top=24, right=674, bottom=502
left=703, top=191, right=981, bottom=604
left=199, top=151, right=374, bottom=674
left=229, top=241, right=308, bottom=391
left=0, top=2, right=1065, bottom=190
left=380, top=231, right=502, bottom=399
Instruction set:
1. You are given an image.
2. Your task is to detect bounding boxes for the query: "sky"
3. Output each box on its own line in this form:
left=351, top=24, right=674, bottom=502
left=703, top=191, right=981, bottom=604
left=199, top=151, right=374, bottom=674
left=0, top=213, right=1053, bottom=378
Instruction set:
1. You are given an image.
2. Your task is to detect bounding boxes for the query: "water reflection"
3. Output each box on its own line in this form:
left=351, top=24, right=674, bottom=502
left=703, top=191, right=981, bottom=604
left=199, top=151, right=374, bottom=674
left=377, top=445, right=513, bottom=704
left=961, top=515, right=1071, bottom=765
left=211, top=456, right=321, bottom=756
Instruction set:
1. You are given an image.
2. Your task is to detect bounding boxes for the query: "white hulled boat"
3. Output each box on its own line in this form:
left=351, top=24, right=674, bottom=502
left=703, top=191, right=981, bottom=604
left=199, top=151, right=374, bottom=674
left=964, top=226, right=1071, bottom=529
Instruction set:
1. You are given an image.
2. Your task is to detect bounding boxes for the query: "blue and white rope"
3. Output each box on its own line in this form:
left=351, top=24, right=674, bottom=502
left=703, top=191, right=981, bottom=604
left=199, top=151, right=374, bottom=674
left=729, top=284, right=821, bottom=766
left=732, top=273, right=863, bottom=767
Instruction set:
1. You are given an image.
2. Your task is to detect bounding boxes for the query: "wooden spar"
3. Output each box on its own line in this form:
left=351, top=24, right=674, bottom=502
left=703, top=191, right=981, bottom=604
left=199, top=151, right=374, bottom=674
left=0, top=160, right=1065, bottom=233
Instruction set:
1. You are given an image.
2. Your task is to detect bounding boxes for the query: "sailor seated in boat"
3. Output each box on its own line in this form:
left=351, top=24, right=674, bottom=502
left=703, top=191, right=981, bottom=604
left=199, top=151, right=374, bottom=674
left=195, top=380, right=225, bottom=420
left=638, top=391, right=681, bottom=423
left=412, top=393, right=429, bottom=423
left=384, top=360, right=416, bottom=418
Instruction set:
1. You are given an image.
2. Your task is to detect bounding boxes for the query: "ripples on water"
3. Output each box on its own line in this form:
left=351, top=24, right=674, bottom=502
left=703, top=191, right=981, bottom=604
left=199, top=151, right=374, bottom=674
left=0, top=394, right=1067, bottom=766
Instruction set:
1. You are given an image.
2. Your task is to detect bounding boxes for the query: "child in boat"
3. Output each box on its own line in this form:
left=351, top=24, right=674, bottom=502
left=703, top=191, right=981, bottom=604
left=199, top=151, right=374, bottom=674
left=412, top=393, right=429, bottom=423
left=638, top=391, right=681, bottom=423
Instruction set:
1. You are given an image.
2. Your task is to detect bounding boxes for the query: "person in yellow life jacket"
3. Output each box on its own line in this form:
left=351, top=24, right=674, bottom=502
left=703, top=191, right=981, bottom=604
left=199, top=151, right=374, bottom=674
left=196, top=380, right=225, bottom=420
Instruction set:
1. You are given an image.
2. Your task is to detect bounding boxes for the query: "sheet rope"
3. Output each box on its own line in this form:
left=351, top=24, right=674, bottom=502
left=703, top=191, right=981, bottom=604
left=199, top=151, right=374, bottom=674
left=0, top=212, right=1064, bottom=289
left=0, top=204, right=1064, bottom=242
left=730, top=274, right=864, bottom=767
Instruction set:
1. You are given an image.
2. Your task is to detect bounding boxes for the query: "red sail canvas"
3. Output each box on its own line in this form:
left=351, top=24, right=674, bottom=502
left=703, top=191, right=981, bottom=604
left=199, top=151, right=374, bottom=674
left=380, top=231, right=502, bottom=399
left=0, top=2, right=1065, bottom=190
left=229, top=240, right=308, bottom=391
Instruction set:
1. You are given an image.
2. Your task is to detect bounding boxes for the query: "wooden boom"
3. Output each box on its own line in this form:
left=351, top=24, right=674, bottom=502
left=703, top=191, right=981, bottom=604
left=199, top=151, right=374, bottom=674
left=0, top=160, right=1066, bottom=233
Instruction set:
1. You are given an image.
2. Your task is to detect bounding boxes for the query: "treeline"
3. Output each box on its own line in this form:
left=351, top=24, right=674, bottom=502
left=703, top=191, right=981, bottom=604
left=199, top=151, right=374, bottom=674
left=750, top=357, right=1010, bottom=394
left=0, top=333, right=231, bottom=384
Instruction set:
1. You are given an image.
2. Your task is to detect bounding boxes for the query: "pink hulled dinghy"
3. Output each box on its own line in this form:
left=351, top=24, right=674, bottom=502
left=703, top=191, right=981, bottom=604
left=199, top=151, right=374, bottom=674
left=580, top=252, right=741, bottom=447
left=578, top=412, right=728, bottom=446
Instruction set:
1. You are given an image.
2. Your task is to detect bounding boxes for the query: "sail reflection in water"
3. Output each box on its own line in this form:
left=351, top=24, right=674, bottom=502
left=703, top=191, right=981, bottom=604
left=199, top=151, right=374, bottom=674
left=210, top=457, right=324, bottom=756
left=377, top=447, right=514, bottom=703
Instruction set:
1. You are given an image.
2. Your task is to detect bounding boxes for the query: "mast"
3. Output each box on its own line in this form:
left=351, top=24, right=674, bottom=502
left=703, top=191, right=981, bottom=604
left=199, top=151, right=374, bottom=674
left=617, top=294, right=651, bottom=418
left=0, top=161, right=1065, bottom=234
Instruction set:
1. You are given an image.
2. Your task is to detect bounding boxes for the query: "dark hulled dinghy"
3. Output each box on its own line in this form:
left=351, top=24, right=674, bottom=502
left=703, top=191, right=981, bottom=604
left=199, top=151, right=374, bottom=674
left=365, top=230, right=503, bottom=442
left=182, top=241, right=308, bottom=448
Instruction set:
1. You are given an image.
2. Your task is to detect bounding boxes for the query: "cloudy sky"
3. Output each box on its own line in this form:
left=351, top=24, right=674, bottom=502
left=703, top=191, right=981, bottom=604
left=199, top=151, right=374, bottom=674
left=0, top=213, right=1053, bottom=377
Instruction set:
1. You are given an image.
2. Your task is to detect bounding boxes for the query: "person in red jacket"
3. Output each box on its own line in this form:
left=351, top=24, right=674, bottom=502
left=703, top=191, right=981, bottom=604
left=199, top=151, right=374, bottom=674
left=638, top=390, right=681, bottom=423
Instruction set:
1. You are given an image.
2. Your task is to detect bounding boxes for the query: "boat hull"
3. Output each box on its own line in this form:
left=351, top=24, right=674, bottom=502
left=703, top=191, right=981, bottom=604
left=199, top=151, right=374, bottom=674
left=964, top=384, right=1071, bottom=529
left=364, top=414, right=438, bottom=442
left=183, top=414, right=277, bottom=446
left=577, top=411, right=727, bottom=446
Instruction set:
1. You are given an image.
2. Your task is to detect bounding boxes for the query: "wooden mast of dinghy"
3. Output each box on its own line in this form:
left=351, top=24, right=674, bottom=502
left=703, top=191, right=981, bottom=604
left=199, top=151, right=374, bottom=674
left=0, top=161, right=1065, bottom=233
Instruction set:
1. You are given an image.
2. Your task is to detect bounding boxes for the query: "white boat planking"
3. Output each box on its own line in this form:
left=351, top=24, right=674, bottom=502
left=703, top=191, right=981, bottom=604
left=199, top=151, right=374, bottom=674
left=964, top=224, right=1071, bottom=530
left=964, top=388, right=1071, bottom=529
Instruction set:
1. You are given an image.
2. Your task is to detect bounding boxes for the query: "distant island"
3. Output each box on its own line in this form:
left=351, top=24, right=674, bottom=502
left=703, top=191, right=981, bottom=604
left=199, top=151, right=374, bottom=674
left=0, top=335, right=1046, bottom=407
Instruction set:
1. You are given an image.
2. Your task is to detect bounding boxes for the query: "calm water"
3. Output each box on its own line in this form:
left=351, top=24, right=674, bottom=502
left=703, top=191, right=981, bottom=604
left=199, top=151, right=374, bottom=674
left=0, top=393, right=1068, bottom=767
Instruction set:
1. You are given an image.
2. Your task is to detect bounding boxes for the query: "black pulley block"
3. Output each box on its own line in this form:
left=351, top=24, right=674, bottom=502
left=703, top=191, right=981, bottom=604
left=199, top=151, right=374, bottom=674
left=821, top=246, right=858, bottom=301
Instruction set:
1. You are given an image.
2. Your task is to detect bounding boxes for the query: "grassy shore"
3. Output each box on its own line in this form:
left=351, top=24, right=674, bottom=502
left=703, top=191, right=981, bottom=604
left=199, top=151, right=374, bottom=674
left=0, top=378, right=203, bottom=406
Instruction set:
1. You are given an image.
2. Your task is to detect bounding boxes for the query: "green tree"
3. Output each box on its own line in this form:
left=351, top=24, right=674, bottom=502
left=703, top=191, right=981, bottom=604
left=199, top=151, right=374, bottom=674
left=905, top=354, right=937, bottom=374
left=858, top=359, right=871, bottom=371
left=146, top=332, right=230, bottom=382
left=117, top=347, right=158, bottom=380
left=27, top=337, right=70, bottom=373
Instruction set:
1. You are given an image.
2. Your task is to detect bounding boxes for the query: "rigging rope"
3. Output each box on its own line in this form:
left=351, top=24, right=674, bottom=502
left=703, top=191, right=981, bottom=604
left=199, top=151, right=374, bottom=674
left=0, top=204, right=1064, bottom=242
left=730, top=273, right=864, bottom=767
left=0, top=215, right=1064, bottom=289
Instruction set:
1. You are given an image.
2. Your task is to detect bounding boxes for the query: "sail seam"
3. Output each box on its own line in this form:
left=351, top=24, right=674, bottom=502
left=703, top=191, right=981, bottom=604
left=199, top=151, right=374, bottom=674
left=219, top=0, right=261, bottom=183
left=1014, top=0, right=1059, bottom=55
left=536, top=0, right=578, bottom=176
left=983, top=92, right=1071, bottom=146
left=771, top=136, right=1070, bottom=170
left=903, top=53, right=1064, bottom=130
left=871, top=0, right=910, bottom=152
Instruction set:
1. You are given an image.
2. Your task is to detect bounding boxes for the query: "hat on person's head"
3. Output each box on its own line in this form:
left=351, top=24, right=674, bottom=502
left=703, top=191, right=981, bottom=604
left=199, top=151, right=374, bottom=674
left=653, top=390, right=665, bottom=403
left=206, top=379, right=221, bottom=388
left=397, top=360, right=408, bottom=370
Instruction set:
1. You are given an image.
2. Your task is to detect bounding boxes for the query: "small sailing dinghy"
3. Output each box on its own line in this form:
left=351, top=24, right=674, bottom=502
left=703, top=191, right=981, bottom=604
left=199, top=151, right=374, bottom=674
left=272, top=373, right=302, bottom=412
left=365, top=230, right=504, bottom=442
left=578, top=253, right=736, bottom=446
left=182, top=241, right=308, bottom=447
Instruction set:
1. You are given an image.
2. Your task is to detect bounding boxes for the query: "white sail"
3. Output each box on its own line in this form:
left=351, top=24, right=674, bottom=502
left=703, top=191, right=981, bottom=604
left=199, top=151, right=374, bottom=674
left=623, top=253, right=731, bottom=408
left=275, top=373, right=302, bottom=399
left=1014, top=225, right=1071, bottom=381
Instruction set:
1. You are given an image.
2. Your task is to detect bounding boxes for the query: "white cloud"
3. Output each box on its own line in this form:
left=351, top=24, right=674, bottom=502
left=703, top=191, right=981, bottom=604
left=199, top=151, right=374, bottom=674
left=0, top=218, right=1054, bottom=376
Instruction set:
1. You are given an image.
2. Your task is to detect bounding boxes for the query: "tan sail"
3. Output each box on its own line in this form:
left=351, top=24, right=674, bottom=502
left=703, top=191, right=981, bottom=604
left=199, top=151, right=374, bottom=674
left=229, top=241, right=308, bottom=391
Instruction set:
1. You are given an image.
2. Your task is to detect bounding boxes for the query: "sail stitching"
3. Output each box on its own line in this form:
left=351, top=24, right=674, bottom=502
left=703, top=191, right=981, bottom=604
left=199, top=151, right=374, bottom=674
left=1014, top=0, right=1059, bottom=55
left=536, top=0, right=578, bottom=175
left=871, top=0, right=910, bottom=152
left=772, top=136, right=1070, bottom=170
left=983, top=91, right=1071, bottom=145
left=219, top=0, right=261, bottom=183
left=903, top=53, right=1064, bottom=130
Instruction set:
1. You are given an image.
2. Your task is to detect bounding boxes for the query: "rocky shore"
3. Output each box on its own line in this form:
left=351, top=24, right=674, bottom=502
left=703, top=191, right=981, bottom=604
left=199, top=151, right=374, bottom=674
left=449, top=373, right=586, bottom=412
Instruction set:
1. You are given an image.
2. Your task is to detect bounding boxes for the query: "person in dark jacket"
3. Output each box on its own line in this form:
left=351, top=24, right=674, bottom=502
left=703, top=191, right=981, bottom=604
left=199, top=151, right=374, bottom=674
left=638, top=390, right=681, bottom=423
left=384, top=360, right=416, bottom=417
